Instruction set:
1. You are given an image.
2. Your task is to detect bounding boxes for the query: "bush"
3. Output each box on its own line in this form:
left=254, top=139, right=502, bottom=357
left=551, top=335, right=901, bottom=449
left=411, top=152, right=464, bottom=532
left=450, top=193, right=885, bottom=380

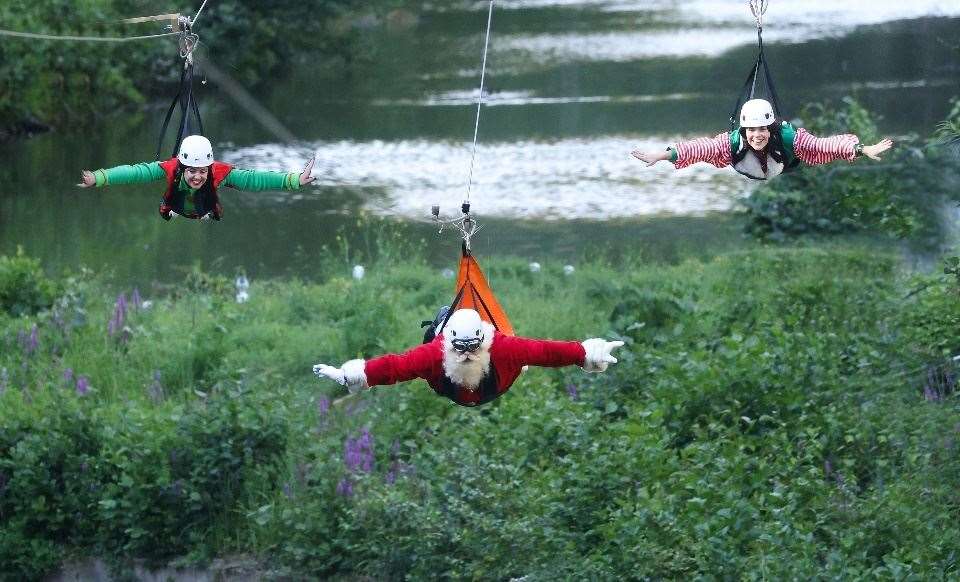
left=0, top=249, right=57, bottom=316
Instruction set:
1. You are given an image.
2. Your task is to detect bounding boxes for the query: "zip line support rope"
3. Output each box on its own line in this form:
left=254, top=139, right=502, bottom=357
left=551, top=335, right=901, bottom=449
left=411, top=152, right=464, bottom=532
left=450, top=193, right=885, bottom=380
left=433, top=0, right=495, bottom=253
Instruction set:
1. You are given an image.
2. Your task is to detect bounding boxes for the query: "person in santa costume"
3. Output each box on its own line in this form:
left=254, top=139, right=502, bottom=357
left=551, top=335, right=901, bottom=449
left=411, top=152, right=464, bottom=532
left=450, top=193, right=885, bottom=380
left=312, top=308, right=624, bottom=407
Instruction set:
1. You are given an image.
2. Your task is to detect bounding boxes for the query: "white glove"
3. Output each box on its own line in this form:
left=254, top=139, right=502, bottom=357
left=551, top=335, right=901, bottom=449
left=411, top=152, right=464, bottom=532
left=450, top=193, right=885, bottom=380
left=581, top=339, right=624, bottom=372
left=313, top=359, right=368, bottom=394
left=169, top=210, right=181, bottom=220
left=200, top=212, right=212, bottom=221
left=313, top=363, right=345, bottom=385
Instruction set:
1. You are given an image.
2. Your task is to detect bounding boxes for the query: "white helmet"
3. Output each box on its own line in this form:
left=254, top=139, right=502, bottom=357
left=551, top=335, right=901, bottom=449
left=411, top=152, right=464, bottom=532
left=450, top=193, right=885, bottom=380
left=445, top=309, right=485, bottom=353
left=739, top=99, right=776, bottom=128
left=177, top=135, right=214, bottom=167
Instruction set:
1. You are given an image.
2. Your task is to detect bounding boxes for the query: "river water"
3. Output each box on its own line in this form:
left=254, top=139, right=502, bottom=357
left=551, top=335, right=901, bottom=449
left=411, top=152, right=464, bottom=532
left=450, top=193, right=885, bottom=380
left=1, top=1, right=958, bottom=286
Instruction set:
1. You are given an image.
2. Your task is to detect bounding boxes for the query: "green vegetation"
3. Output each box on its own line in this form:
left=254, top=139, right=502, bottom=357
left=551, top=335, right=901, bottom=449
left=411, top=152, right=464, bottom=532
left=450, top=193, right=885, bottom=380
left=0, top=0, right=372, bottom=134
left=1, top=236, right=959, bottom=579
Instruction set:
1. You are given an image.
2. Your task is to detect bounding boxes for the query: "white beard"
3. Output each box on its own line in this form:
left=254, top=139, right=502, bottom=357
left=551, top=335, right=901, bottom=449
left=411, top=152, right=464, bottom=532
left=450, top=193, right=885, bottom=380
left=442, top=321, right=495, bottom=390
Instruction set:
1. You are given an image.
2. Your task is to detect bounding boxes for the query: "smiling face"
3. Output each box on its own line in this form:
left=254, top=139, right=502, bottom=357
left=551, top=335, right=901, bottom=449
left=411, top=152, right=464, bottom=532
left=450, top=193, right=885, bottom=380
left=745, top=126, right=771, bottom=151
left=183, top=166, right=209, bottom=189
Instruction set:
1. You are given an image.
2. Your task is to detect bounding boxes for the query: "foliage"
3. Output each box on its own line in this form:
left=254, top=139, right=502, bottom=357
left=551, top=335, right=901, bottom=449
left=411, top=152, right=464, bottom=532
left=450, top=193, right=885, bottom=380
left=935, top=97, right=960, bottom=145
left=743, top=97, right=960, bottom=243
left=0, top=247, right=57, bottom=316
left=1, top=244, right=959, bottom=579
left=0, top=0, right=373, bottom=133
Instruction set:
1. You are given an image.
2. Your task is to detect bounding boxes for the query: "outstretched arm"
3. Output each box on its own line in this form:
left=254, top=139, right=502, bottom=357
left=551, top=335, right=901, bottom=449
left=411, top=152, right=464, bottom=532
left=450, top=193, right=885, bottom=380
left=223, top=156, right=316, bottom=191
left=632, top=132, right=732, bottom=170
left=793, top=129, right=894, bottom=166
left=495, top=335, right=624, bottom=372
left=77, top=162, right=165, bottom=188
left=313, top=341, right=440, bottom=392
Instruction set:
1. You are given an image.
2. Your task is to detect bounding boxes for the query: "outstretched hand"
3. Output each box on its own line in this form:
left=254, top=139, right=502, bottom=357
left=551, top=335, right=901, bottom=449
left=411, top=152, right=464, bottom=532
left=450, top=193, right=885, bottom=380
left=313, top=363, right=345, bottom=385
left=77, top=170, right=95, bottom=188
left=862, top=138, right=894, bottom=161
left=630, top=149, right=670, bottom=167
left=582, top=338, right=625, bottom=372
left=299, top=156, right=316, bottom=186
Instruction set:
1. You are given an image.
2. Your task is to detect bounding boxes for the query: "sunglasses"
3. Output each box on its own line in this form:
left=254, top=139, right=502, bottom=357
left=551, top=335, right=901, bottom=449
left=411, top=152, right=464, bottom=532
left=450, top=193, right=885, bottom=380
left=451, top=337, right=483, bottom=354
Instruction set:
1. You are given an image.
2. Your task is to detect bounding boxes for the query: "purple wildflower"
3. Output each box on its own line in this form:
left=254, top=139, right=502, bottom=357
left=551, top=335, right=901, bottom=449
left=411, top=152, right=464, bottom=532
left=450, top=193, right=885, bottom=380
left=343, top=428, right=375, bottom=474
left=357, top=428, right=374, bottom=473
left=282, top=482, right=294, bottom=500
left=566, top=383, right=580, bottom=401
left=344, top=437, right=362, bottom=472
left=75, top=375, right=90, bottom=396
left=131, top=288, right=143, bottom=310
left=108, top=293, right=127, bottom=338
left=63, top=368, right=74, bottom=383
left=18, top=325, right=39, bottom=356
left=336, top=477, right=354, bottom=497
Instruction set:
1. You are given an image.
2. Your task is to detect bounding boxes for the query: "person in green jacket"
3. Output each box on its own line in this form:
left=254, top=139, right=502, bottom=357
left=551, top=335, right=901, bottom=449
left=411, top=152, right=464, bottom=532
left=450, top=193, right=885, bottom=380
left=78, top=135, right=316, bottom=221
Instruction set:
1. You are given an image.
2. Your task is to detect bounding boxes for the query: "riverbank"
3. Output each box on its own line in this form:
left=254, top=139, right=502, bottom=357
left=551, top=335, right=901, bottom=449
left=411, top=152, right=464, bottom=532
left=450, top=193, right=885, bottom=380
left=2, top=240, right=959, bottom=579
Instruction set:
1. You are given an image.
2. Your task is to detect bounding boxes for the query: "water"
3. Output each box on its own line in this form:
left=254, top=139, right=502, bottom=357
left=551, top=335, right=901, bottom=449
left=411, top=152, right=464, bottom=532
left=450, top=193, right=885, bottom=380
left=1, top=1, right=958, bottom=286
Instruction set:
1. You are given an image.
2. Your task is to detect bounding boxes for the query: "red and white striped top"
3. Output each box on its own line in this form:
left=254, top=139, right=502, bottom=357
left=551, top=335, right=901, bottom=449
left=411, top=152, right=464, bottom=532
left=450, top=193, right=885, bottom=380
left=672, top=128, right=859, bottom=170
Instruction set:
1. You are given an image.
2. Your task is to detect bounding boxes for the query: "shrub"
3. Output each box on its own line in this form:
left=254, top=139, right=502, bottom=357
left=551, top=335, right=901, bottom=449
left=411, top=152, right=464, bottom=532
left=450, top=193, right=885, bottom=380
left=0, top=249, right=57, bottom=316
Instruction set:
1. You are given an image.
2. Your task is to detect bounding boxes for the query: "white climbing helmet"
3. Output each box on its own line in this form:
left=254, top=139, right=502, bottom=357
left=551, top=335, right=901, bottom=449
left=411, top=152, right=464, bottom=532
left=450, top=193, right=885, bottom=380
left=445, top=309, right=485, bottom=353
left=177, top=135, right=214, bottom=167
left=739, top=99, right=776, bottom=128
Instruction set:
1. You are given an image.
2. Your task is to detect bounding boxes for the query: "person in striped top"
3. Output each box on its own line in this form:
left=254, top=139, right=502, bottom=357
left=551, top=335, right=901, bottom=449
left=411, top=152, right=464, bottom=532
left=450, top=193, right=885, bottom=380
left=631, top=99, right=894, bottom=181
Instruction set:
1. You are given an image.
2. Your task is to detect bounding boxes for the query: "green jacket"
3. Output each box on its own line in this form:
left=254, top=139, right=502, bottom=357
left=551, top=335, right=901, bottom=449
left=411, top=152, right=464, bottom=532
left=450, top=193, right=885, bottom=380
left=92, top=161, right=301, bottom=216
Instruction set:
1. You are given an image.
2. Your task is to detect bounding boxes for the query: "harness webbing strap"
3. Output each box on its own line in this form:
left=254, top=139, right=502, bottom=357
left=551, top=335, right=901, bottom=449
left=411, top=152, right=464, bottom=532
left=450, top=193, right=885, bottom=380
left=156, top=61, right=204, bottom=160
left=729, top=24, right=787, bottom=130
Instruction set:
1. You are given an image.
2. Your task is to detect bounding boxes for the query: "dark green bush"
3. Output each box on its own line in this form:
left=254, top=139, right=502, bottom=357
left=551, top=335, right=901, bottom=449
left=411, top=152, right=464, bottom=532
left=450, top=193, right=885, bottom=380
left=0, top=400, right=102, bottom=581
left=95, top=388, right=287, bottom=564
left=0, top=249, right=57, bottom=316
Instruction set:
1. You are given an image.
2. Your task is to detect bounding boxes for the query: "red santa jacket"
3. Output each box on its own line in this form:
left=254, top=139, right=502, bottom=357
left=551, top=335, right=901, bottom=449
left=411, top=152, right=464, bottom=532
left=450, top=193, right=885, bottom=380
left=364, top=332, right=586, bottom=407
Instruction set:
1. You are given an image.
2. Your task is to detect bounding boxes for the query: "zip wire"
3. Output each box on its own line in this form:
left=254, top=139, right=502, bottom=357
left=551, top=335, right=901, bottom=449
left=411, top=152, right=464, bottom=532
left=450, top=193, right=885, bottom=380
left=465, top=0, right=495, bottom=204
left=193, top=0, right=211, bottom=26
left=432, top=1, right=495, bottom=253
left=0, top=27, right=178, bottom=43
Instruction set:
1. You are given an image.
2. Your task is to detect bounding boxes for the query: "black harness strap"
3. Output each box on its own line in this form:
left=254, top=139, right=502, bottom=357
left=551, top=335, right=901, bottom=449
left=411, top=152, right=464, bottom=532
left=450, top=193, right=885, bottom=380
left=156, top=18, right=204, bottom=161
left=156, top=61, right=204, bottom=160
left=437, top=363, right=502, bottom=407
left=729, top=27, right=787, bottom=131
